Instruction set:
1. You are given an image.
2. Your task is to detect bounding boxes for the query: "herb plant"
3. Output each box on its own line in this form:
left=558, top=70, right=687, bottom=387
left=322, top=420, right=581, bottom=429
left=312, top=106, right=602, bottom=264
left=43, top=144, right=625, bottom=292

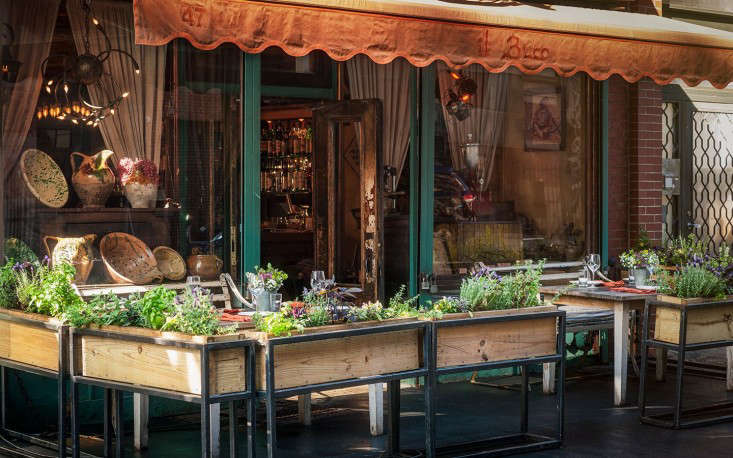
left=162, top=288, right=232, bottom=335
left=16, top=261, right=83, bottom=316
left=657, top=266, right=728, bottom=299
left=136, top=286, right=176, bottom=330
left=0, top=262, right=18, bottom=309
left=64, top=293, right=139, bottom=328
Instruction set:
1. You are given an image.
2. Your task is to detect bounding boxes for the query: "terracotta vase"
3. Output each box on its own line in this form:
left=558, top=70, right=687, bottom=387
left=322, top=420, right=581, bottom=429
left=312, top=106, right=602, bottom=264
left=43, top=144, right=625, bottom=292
left=70, top=150, right=115, bottom=208
left=43, top=234, right=97, bottom=285
left=124, top=182, right=158, bottom=208
left=187, top=254, right=223, bottom=281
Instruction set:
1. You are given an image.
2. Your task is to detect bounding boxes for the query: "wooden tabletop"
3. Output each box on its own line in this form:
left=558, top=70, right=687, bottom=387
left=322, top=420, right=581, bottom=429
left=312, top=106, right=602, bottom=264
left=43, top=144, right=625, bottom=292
left=540, top=285, right=652, bottom=302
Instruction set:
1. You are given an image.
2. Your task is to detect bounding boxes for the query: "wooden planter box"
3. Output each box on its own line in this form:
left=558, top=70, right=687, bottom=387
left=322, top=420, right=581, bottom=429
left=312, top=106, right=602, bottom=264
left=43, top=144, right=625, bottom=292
left=0, top=309, right=65, bottom=372
left=654, top=296, right=733, bottom=344
left=244, top=318, right=423, bottom=390
left=72, top=325, right=250, bottom=396
left=433, top=305, right=559, bottom=368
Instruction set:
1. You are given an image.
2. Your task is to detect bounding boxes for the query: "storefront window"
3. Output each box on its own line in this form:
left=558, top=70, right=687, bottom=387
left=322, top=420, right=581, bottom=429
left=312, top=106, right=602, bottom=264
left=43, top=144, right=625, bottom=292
left=1, top=2, right=240, bottom=286
left=432, top=64, right=594, bottom=291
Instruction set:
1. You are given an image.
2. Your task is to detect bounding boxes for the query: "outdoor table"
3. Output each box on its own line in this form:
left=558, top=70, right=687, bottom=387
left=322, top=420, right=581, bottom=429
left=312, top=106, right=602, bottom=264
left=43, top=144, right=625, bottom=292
left=540, top=285, right=650, bottom=406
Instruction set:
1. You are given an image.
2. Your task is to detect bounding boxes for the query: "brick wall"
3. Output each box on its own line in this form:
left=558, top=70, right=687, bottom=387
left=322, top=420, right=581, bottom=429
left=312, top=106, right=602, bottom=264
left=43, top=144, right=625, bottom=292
left=628, top=78, right=664, bottom=248
left=607, top=76, right=629, bottom=259
left=607, top=76, right=664, bottom=258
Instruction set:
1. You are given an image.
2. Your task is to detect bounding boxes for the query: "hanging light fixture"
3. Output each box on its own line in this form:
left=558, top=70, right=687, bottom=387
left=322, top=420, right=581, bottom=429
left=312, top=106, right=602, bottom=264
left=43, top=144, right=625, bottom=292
left=40, top=0, right=139, bottom=126
left=445, top=70, right=477, bottom=121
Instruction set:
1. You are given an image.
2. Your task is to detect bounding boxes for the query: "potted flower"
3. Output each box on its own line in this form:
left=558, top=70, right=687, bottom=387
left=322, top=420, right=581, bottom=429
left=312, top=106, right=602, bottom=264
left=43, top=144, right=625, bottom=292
left=619, top=248, right=660, bottom=287
left=117, top=157, right=159, bottom=208
left=246, top=263, right=288, bottom=311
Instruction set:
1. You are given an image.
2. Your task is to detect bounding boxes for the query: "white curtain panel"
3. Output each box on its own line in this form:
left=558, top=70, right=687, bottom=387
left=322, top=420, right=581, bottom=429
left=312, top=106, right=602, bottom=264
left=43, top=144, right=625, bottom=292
left=437, top=62, right=507, bottom=193
left=67, top=0, right=166, bottom=166
left=347, top=55, right=411, bottom=181
left=1, top=0, right=61, bottom=181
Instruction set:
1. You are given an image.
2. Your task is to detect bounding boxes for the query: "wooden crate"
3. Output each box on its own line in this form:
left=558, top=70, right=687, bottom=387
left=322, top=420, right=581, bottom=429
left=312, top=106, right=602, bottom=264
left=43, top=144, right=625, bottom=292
left=434, top=306, right=558, bottom=368
left=0, top=309, right=63, bottom=372
left=74, top=325, right=249, bottom=395
left=654, top=299, right=733, bottom=344
left=245, top=318, right=423, bottom=390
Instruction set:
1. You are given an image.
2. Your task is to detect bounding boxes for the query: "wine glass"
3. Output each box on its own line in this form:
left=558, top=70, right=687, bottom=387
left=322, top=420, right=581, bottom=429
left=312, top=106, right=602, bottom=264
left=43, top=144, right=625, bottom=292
left=586, top=254, right=601, bottom=282
left=311, top=270, right=325, bottom=291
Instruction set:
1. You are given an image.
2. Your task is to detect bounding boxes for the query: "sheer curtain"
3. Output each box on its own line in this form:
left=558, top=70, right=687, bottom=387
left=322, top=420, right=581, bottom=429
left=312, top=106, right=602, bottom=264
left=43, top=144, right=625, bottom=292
left=67, top=0, right=166, bottom=166
left=437, top=63, right=507, bottom=193
left=1, top=0, right=61, bottom=181
left=347, top=55, right=411, bottom=182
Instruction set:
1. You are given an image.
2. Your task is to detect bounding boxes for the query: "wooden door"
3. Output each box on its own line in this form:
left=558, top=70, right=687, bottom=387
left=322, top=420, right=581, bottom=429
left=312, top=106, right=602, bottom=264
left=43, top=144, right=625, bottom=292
left=313, top=100, right=384, bottom=303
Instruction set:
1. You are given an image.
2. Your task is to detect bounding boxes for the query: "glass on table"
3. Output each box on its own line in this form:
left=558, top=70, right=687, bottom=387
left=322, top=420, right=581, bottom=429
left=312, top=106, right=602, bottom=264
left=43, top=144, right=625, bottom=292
left=310, top=270, right=325, bottom=290
left=585, top=254, right=601, bottom=281
left=269, top=293, right=283, bottom=312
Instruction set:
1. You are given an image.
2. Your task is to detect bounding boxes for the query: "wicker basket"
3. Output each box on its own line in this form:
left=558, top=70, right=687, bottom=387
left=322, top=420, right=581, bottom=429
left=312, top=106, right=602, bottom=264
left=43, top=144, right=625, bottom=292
left=153, top=246, right=186, bottom=281
left=100, top=233, right=163, bottom=285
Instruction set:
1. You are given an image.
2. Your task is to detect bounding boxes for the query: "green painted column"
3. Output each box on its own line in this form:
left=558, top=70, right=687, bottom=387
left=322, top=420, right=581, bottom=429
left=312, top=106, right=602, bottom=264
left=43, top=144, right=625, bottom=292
left=241, top=53, right=261, bottom=280
left=419, top=65, right=436, bottom=303
left=409, top=68, right=419, bottom=297
left=601, top=80, right=609, bottom=267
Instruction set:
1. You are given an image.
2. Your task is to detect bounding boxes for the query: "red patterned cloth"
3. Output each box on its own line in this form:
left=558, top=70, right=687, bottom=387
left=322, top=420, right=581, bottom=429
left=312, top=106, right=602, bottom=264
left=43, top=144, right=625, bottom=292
left=610, top=287, right=656, bottom=295
left=219, top=309, right=252, bottom=322
left=602, top=281, right=625, bottom=288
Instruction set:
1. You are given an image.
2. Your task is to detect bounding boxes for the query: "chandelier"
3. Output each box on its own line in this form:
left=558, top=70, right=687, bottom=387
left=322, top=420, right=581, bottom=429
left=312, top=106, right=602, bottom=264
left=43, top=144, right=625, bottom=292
left=41, top=0, right=139, bottom=126
left=444, top=70, right=477, bottom=121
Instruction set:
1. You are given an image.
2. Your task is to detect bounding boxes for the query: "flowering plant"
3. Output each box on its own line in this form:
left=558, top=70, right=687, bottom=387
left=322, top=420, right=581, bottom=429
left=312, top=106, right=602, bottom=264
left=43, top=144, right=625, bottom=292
left=247, top=263, right=288, bottom=293
left=117, top=157, right=159, bottom=186
left=619, top=248, right=660, bottom=271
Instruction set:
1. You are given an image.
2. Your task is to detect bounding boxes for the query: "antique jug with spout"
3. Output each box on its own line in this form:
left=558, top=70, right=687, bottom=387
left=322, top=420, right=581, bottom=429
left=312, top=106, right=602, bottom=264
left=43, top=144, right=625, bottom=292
left=43, top=234, right=97, bottom=284
left=70, top=150, right=115, bottom=207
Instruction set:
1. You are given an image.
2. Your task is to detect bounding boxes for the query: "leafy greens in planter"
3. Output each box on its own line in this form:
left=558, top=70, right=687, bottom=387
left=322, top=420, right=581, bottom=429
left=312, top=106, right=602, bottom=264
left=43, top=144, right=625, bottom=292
left=137, top=286, right=176, bottom=330
left=657, top=266, right=728, bottom=299
left=13, top=260, right=83, bottom=316
left=459, top=261, right=544, bottom=311
left=253, top=285, right=420, bottom=336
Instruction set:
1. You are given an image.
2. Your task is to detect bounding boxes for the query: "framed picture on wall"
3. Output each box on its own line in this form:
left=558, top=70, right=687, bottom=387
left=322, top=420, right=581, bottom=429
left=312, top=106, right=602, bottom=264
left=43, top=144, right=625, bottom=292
left=524, top=81, right=563, bottom=151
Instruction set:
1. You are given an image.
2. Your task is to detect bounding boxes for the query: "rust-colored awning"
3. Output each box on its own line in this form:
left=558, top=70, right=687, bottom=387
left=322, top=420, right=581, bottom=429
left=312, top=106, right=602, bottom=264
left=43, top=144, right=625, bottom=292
left=133, top=0, right=733, bottom=88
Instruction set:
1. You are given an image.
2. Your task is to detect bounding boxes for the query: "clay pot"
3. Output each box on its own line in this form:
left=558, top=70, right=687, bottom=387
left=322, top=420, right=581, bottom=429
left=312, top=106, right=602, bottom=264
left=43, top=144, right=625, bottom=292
left=43, top=234, right=96, bottom=284
left=99, top=232, right=163, bottom=285
left=71, top=150, right=115, bottom=208
left=187, top=255, right=223, bottom=281
left=124, top=182, right=158, bottom=208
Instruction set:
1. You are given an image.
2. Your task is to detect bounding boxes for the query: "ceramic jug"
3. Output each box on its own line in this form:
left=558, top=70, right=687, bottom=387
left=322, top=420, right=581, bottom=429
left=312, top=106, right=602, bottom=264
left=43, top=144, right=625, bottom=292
left=70, top=150, right=115, bottom=208
left=187, top=254, right=224, bottom=281
left=43, top=234, right=97, bottom=284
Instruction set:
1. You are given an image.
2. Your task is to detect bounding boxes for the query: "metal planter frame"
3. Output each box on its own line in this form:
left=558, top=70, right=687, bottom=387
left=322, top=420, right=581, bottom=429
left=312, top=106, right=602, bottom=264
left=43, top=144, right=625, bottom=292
left=257, top=320, right=432, bottom=458
left=68, top=327, right=256, bottom=458
left=423, top=310, right=567, bottom=457
left=639, top=299, right=733, bottom=429
left=0, top=312, right=70, bottom=458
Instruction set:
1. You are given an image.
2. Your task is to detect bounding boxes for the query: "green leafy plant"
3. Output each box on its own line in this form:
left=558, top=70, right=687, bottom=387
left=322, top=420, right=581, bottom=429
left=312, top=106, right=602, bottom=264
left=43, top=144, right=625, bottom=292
left=299, top=305, right=331, bottom=328
left=4, top=238, right=38, bottom=263
left=662, top=234, right=705, bottom=267
left=253, top=311, right=304, bottom=336
left=136, top=286, right=176, bottom=330
left=17, top=261, right=83, bottom=317
left=0, top=262, right=18, bottom=309
left=64, top=293, right=139, bottom=328
left=459, top=261, right=544, bottom=311
left=657, top=266, right=728, bottom=299
left=387, top=285, right=419, bottom=317
left=161, top=288, right=233, bottom=335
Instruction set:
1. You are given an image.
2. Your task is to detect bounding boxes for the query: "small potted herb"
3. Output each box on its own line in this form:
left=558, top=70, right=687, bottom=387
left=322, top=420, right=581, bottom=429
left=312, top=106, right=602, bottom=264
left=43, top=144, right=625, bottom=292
left=246, top=263, right=288, bottom=312
left=619, top=248, right=660, bottom=287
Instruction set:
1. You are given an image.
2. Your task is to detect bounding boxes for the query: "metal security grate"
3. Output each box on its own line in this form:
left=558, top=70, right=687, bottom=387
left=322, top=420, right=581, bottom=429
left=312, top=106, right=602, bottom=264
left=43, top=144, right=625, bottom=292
left=691, top=111, right=733, bottom=254
left=662, top=102, right=679, bottom=242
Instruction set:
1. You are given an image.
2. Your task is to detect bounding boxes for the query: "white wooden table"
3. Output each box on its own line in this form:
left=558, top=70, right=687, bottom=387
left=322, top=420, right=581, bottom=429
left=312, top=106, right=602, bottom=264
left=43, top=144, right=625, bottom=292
left=540, top=286, right=650, bottom=406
